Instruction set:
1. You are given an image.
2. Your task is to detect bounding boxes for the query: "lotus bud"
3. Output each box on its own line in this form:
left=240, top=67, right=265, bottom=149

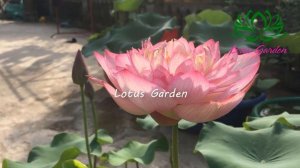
left=72, top=50, right=88, bottom=85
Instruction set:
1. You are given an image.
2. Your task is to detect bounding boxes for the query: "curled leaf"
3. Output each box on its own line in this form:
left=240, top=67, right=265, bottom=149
left=244, top=112, right=300, bottom=130
left=108, top=137, right=168, bottom=166
left=62, top=160, right=88, bottom=168
left=178, top=120, right=197, bottom=130
left=136, top=115, right=159, bottom=130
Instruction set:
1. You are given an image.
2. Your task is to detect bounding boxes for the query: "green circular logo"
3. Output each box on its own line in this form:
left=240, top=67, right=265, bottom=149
left=234, top=10, right=286, bottom=43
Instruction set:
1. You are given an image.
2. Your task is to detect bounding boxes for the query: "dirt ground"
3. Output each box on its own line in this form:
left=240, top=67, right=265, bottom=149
left=0, top=21, right=207, bottom=168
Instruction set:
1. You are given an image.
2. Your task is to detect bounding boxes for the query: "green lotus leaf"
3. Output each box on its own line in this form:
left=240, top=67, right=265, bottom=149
left=96, top=129, right=114, bottom=145
left=183, top=9, right=232, bottom=37
left=244, top=112, right=300, bottom=130
left=196, top=9, right=232, bottom=25
left=82, top=13, right=177, bottom=57
left=108, top=137, right=168, bottom=166
left=178, top=120, right=197, bottom=130
left=3, top=130, right=113, bottom=168
left=136, top=115, right=159, bottom=130
left=136, top=115, right=196, bottom=130
left=184, top=13, right=197, bottom=25
left=195, top=122, right=300, bottom=168
left=3, top=148, right=80, bottom=168
left=188, top=21, right=254, bottom=53
left=130, top=12, right=175, bottom=27
left=266, top=32, right=300, bottom=54
left=114, top=0, right=143, bottom=12
left=256, top=78, right=279, bottom=91
left=62, top=160, right=88, bottom=168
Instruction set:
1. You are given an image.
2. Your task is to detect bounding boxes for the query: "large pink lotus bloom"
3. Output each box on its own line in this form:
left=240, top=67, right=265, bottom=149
left=90, top=38, right=260, bottom=125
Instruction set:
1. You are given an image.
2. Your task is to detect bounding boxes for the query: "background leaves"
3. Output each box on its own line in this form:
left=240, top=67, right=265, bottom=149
left=3, top=130, right=113, bottom=168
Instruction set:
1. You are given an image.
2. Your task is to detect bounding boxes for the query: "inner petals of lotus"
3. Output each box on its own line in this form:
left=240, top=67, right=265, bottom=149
left=89, top=38, right=260, bottom=125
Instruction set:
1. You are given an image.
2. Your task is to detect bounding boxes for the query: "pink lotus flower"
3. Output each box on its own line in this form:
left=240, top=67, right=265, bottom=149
left=90, top=38, right=260, bottom=125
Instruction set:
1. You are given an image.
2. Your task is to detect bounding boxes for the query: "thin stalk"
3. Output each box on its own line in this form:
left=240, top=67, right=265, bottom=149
left=80, top=85, right=93, bottom=168
left=135, top=162, right=140, bottom=168
left=171, top=124, right=179, bottom=168
left=125, top=162, right=128, bottom=168
left=90, top=99, right=98, bottom=168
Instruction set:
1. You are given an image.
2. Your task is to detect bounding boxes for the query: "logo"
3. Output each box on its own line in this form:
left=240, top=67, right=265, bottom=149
left=234, top=10, right=286, bottom=43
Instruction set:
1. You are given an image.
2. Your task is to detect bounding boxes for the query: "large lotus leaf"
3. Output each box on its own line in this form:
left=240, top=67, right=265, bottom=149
left=195, top=122, right=300, bottom=168
left=244, top=112, right=300, bottom=130
left=266, top=32, right=300, bottom=54
left=188, top=21, right=254, bottom=53
left=82, top=13, right=177, bottom=57
left=108, top=137, right=168, bottom=166
left=62, top=160, right=87, bottom=168
left=183, top=9, right=232, bottom=37
left=114, top=0, right=143, bottom=12
left=130, top=12, right=175, bottom=28
left=3, top=130, right=113, bottom=168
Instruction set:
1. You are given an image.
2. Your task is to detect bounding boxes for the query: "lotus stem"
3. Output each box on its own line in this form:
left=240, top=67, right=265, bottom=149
left=171, top=124, right=179, bottom=168
left=90, top=99, right=98, bottom=167
left=125, top=162, right=128, bottom=168
left=80, top=85, right=93, bottom=168
left=136, top=162, right=140, bottom=168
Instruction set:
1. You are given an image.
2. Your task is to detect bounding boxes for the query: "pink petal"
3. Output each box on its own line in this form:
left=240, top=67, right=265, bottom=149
left=94, top=52, right=120, bottom=90
left=174, top=59, right=194, bottom=75
left=201, top=77, right=256, bottom=120
left=174, top=76, right=257, bottom=123
left=206, top=50, right=260, bottom=100
left=168, top=54, right=190, bottom=74
left=202, top=39, right=221, bottom=62
left=116, top=70, right=177, bottom=114
left=114, top=53, right=133, bottom=70
left=130, top=53, right=152, bottom=75
left=227, top=62, right=259, bottom=94
left=209, top=47, right=238, bottom=73
left=174, top=90, right=246, bottom=123
left=89, top=76, right=148, bottom=115
left=168, top=71, right=210, bottom=104
left=150, top=112, right=179, bottom=126
left=233, top=50, right=261, bottom=70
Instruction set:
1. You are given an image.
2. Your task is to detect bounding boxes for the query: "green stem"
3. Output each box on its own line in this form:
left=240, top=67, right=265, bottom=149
left=90, top=99, right=98, bottom=167
left=171, top=124, right=179, bottom=168
left=80, top=85, right=93, bottom=168
left=135, top=162, right=140, bottom=168
left=125, top=162, right=128, bottom=168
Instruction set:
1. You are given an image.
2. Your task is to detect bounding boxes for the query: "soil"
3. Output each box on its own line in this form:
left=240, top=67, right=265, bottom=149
left=0, top=21, right=208, bottom=168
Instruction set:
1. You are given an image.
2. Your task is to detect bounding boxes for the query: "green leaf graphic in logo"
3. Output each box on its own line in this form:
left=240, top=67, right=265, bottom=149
left=234, top=10, right=286, bottom=43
